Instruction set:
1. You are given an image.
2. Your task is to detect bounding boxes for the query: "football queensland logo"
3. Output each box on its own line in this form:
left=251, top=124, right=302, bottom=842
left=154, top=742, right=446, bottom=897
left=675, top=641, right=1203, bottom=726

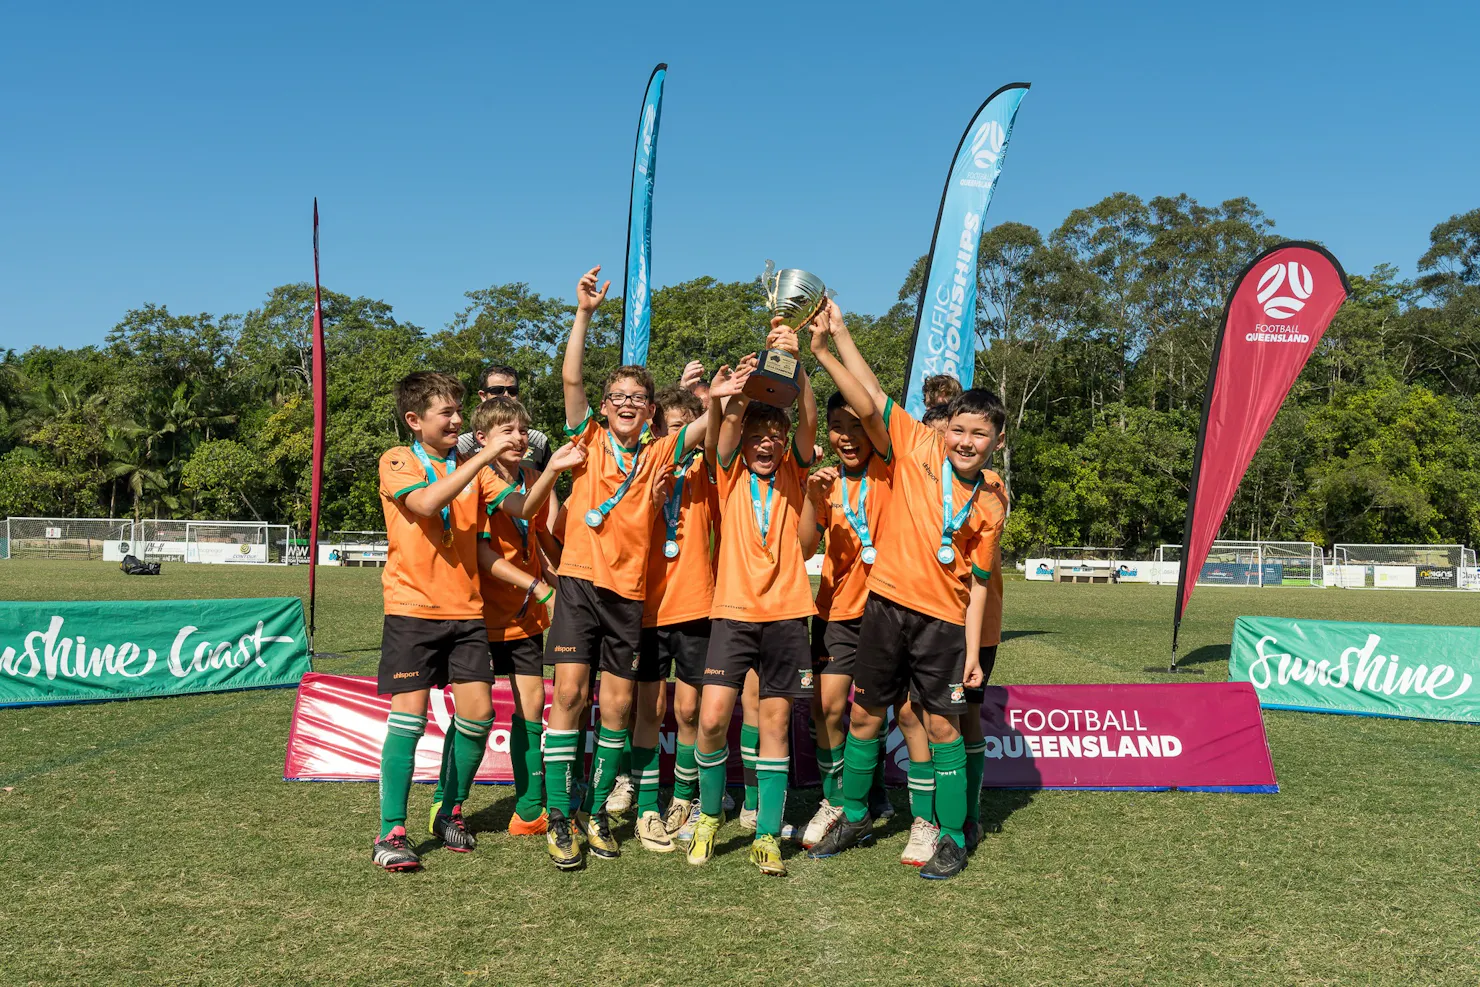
left=968, top=119, right=1006, bottom=170
left=1257, top=261, right=1314, bottom=319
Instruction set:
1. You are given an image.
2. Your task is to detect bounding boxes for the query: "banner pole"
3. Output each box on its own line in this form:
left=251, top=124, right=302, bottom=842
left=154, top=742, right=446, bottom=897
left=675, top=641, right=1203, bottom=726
left=309, top=198, right=326, bottom=662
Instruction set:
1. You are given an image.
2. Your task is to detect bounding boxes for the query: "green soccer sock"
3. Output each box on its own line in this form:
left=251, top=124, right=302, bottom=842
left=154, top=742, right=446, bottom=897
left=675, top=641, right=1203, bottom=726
left=964, top=740, right=987, bottom=825
left=907, top=758, right=936, bottom=823
left=696, top=744, right=729, bottom=817
left=510, top=715, right=545, bottom=821
left=755, top=756, right=790, bottom=838
left=841, top=734, right=882, bottom=824
left=543, top=728, right=580, bottom=815
left=740, top=723, right=759, bottom=811
left=817, top=743, right=845, bottom=803
left=617, top=733, right=633, bottom=779
left=871, top=750, right=886, bottom=796
left=379, top=711, right=426, bottom=839
left=448, top=714, right=493, bottom=809
left=931, top=737, right=968, bottom=846
left=583, top=726, right=629, bottom=813
left=632, top=745, right=660, bottom=815
left=672, top=741, right=698, bottom=803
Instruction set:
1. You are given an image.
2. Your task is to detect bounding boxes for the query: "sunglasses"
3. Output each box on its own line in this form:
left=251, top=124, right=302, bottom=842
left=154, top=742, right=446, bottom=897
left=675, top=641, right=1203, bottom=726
left=480, top=384, right=519, bottom=397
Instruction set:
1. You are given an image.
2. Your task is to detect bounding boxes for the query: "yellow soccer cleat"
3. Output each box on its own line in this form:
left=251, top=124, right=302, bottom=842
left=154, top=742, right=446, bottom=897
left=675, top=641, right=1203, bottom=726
left=748, top=834, right=787, bottom=877
left=686, top=813, right=721, bottom=866
left=576, top=809, right=621, bottom=859
left=545, top=810, right=583, bottom=871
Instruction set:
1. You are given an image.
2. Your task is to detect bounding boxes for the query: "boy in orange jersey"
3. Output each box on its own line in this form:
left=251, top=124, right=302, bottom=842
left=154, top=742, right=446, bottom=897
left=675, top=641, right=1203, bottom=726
left=372, top=373, right=576, bottom=872
left=626, top=384, right=719, bottom=852
left=806, top=319, right=1007, bottom=881
left=686, top=329, right=818, bottom=877
left=796, top=302, right=894, bottom=848
left=542, top=266, right=713, bottom=870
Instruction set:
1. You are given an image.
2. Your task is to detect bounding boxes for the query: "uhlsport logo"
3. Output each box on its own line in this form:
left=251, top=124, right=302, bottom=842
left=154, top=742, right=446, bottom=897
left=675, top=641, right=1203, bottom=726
left=1257, top=260, right=1314, bottom=319
left=969, top=119, right=1006, bottom=170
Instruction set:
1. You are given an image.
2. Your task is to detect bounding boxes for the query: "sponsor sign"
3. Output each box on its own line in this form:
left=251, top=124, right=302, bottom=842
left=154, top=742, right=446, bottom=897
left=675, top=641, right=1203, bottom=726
left=1373, top=565, right=1416, bottom=589
left=1415, top=566, right=1457, bottom=589
left=0, top=597, right=310, bottom=707
left=1229, top=615, right=1480, bottom=723
left=1200, top=561, right=1283, bottom=586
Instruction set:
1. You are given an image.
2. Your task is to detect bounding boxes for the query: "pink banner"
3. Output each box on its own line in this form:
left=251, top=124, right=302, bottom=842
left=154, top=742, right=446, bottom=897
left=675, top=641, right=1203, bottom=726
left=285, top=675, right=1275, bottom=792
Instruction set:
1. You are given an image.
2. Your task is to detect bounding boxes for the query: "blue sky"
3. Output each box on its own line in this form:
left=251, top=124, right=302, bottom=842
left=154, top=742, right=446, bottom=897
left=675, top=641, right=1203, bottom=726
left=1, top=1, right=1473, bottom=350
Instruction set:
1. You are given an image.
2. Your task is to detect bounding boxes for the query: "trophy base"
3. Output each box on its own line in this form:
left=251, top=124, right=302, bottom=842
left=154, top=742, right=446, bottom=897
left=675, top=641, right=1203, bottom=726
left=743, top=349, right=802, bottom=407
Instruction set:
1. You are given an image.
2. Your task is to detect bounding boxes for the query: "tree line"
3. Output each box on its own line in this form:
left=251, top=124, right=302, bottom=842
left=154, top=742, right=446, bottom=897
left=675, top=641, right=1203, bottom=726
left=3, top=193, right=1478, bottom=560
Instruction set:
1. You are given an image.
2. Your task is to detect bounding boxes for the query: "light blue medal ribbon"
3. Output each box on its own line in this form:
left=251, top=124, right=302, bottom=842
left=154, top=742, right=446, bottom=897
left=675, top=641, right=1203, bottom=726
left=840, top=469, right=876, bottom=565
left=509, top=471, right=530, bottom=559
left=749, top=470, right=776, bottom=564
left=662, top=453, right=696, bottom=560
left=585, top=432, right=643, bottom=528
left=412, top=441, right=457, bottom=547
left=937, top=459, right=981, bottom=565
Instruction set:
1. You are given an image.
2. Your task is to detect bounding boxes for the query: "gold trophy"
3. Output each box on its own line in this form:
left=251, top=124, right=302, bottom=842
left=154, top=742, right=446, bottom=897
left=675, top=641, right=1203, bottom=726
left=747, top=260, right=831, bottom=407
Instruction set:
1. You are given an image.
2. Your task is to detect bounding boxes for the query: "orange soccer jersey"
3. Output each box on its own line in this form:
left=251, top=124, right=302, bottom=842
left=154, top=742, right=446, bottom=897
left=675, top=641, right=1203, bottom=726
left=379, top=445, right=508, bottom=621
left=814, top=453, right=892, bottom=623
left=643, top=451, right=718, bottom=628
left=478, top=464, right=552, bottom=642
left=865, top=401, right=1006, bottom=626
left=710, top=442, right=816, bottom=624
left=557, top=416, right=683, bottom=600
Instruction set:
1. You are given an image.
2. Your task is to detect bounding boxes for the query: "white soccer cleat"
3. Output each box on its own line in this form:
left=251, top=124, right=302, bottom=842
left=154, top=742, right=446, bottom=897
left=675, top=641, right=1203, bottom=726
left=900, top=817, right=940, bottom=867
left=676, top=800, right=702, bottom=842
left=605, top=773, right=635, bottom=814
left=801, top=800, right=845, bottom=848
left=738, top=806, right=758, bottom=834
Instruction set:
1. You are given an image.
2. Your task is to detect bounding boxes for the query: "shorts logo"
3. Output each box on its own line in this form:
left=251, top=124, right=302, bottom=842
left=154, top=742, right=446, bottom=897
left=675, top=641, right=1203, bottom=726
left=799, top=669, right=814, bottom=690
left=704, top=668, right=726, bottom=677
left=949, top=683, right=965, bottom=704
left=631, top=655, right=640, bottom=671
left=553, top=646, right=578, bottom=653
left=392, top=671, right=420, bottom=680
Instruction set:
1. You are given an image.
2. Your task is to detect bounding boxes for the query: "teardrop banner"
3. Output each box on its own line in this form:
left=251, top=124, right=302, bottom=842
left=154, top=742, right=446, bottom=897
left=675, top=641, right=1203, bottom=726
left=620, top=63, right=667, bottom=367
left=902, top=82, right=1029, bottom=417
left=1171, top=242, right=1350, bottom=668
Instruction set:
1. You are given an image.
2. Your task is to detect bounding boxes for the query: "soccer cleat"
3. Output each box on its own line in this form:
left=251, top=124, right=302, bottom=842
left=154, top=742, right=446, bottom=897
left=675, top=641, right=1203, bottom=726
left=920, top=834, right=968, bottom=880
left=508, top=808, right=549, bottom=836
left=807, top=811, right=874, bottom=859
left=663, top=797, right=693, bottom=836
left=577, top=809, right=621, bottom=859
left=636, top=810, right=677, bottom=852
left=605, top=773, right=635, bottom=814
left=869, top=787, right=895, bottom=825
left=900, top=817, right=940, bottom=867
left=738, top=806, right=758, bottom=834
left=748, top=835, right=787, bottom=876
left=568, top=780, right=589, bottom=817
left=429, top=804, right=476, bottom=852
left=545, top=810, right=583, bottom=870
left=721, top=790, right=737, bottom=814
left=686, top=813, right=721, bottom=866
left=676, top=800, right=703, bottom=842
left=964, top=819, right=982, bottom=854
left=372, top=826, right=422, bottom=872
left=801, top=800, right=845, bottom=848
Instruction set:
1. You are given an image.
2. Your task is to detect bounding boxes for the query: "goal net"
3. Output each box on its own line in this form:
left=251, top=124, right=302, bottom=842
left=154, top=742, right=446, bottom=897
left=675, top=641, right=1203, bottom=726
left=1155, top=541, right=1322, bottom=588
left=327, top=530, right=389, bottom=567
left=1331, top=544, right=1475, bottom=589
left=2, top=517, right=137, bottom=560
left=185, top=522, right=291, bottom=564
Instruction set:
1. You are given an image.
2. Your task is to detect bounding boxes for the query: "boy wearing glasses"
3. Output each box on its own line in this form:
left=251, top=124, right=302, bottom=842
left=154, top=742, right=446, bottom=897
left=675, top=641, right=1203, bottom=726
left=457, top=365, right=552, bottom=472
left=541, top=266, right=713, bottom=870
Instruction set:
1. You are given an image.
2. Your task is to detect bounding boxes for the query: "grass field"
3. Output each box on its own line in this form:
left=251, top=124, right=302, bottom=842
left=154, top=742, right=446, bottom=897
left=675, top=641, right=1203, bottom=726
left=2, top=560, right=1477, bottom=986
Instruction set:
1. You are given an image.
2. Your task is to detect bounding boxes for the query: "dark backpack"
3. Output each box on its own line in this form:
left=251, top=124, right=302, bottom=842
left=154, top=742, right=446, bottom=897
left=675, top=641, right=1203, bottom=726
left=120, top=554, right=162, bottom=576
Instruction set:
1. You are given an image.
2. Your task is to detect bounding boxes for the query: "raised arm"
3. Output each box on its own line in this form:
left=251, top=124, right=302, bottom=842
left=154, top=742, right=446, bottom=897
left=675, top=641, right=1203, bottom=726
left=563, top=266, right=609, bottom=429
left=828, top=302, right=888, bottom=410
left=495, top=442, right=587, bottom=520
left=709, top=356, right=757, bottom=468
left=810, top=301, right=890, bottom=459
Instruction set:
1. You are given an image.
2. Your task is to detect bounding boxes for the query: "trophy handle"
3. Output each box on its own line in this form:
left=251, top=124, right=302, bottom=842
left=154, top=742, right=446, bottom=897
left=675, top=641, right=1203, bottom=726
left=762, top=259, right=778, bottom=309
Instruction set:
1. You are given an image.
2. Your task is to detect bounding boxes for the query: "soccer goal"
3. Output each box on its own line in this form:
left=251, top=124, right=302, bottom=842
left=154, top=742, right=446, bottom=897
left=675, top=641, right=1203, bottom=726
left=1, top=517, right=137, bottom=560
left=135, top=520, right=292, bottom=564
left=1155, top=541, right=1322, bottom=588
left=1331, top=544, right=1475, bottom=590
left=326, top=530, right=389, bottom=567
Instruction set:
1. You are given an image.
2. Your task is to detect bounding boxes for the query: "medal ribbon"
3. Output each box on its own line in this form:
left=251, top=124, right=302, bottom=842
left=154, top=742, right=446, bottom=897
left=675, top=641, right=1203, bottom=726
left=592, top=432, right=644, bottom=522
left=663, top=453, right=697, bottom=547
left=411, top=441, right=457, bottom=540
left=749, top=470, right=776, bottom=559
left=940, top=458, right=981, bottom=559
left=839, top=469, right=873, bottom=553
left=509, top=470, right=530, bottom=557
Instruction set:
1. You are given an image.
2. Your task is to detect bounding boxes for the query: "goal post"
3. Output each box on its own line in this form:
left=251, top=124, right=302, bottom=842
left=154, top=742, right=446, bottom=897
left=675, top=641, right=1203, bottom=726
left=1154, top=541, right=1322, bottom=588
left=2, top=517, right=137, bottom=560
left=184, top=522, right=291, bottom=564
left=1331, top=543, right=1473, bottom=589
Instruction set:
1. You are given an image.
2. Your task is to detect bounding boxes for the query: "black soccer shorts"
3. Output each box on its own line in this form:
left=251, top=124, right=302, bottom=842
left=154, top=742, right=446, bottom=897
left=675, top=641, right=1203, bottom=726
left=810, top=615, right=862, bottom=678
left=704, top=618, right=814, bottom=699
left=490, top=633, right=546, bottom=678
left=378, top=615, right=493, bottom=695
left=852, top=595, right=968, bottom=716
left=544, top=576, right=644, bottom=678
left=639, top=619, right=711, bottom=686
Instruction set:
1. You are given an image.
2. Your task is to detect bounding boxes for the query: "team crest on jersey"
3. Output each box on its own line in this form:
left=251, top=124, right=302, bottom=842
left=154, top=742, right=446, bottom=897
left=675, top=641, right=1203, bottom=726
left=799, top=669, right=814, bottom=690
left=949, top=683, right=965, bottom=704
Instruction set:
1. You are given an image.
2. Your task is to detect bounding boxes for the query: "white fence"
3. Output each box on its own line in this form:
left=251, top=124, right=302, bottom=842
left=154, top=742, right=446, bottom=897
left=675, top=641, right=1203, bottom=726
left=1, top=518, right=300, bottom=565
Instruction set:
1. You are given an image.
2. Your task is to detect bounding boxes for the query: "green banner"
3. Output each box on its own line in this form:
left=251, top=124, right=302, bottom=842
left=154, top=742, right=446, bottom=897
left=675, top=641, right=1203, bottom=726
left=1229, top=616, right=1480, bottom=723
left=0, top=597, right=310, bottom=707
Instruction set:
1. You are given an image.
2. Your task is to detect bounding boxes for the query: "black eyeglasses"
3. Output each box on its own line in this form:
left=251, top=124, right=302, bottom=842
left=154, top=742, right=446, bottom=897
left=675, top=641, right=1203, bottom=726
left=480, top=384, right=519, bottom=397
left=605, top=392, right=651, bottom=408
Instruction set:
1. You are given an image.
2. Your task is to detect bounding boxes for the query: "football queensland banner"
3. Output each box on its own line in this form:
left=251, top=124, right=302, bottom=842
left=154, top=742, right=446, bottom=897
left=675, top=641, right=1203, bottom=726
left=1173, top=243, right=1349, bottom=663
left=903, top=82, right=1029, bottom=417
left=621, top=62, right=667, bottom=366
left=1229, top=616, right=1480, bottom=723
left=0, top=597, right=310, bottom=707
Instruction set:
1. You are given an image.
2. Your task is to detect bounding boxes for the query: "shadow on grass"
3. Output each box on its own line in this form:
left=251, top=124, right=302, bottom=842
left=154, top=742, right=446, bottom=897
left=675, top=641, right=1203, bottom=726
left=1141, top=643, right=1227, bottom=675
left=1001, top=630, right=1051, bottom=642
